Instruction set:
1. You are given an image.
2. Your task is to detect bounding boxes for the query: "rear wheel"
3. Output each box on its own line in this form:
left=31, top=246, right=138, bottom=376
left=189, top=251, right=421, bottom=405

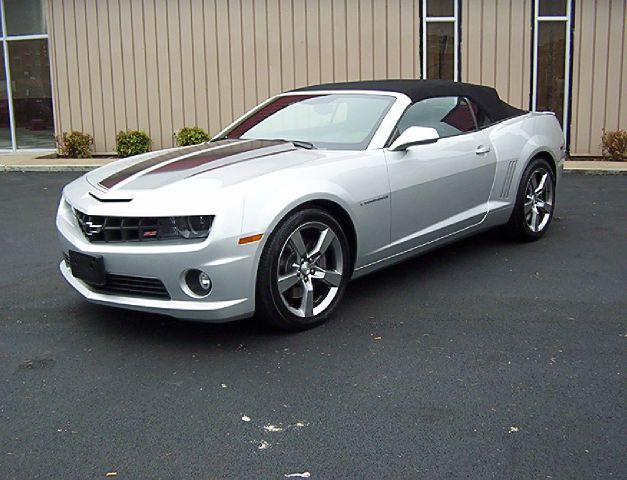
left=256, top=208, right=351, bottom=331
left=506, top=157, right=555, bottom=241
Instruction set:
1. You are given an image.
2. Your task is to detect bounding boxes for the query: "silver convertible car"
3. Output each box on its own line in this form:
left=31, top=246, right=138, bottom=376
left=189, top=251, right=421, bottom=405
left=57, top=80, right=564, bottom=330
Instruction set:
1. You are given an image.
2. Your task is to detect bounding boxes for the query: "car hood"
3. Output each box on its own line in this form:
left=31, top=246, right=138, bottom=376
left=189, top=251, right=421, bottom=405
left=85, top=139, right=317, bottom=196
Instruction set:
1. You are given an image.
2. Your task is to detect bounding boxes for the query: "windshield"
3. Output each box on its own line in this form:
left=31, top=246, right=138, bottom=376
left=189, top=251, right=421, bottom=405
left=224, top=94, right=396, bottom=150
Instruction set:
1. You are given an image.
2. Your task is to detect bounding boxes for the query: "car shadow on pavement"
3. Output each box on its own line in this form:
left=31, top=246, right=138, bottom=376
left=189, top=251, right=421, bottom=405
left=80, top=226, right=526, bottom=346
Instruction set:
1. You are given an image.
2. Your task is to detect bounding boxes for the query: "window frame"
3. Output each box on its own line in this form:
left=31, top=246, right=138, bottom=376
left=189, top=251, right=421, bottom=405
left=215, top=91, right=409, bottom=151
left=0, top=0, right=53, bottom=151
left=531, top=0, right=574, bottom=147
left=420, top=0, right=461, bottom=81
left=386, top=95, right=487, bottom=147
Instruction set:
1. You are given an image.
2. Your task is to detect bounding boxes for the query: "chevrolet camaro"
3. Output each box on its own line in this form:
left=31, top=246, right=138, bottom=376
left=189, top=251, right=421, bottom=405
left=57, top=80, right=565, bottom=330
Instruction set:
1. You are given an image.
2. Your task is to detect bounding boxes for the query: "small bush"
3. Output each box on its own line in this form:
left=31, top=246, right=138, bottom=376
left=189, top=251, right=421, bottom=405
left=175, top=126, right=211, bottom=146
left=116, top=130, right=152, bottom=157
left=56, top=131, right=93, bottom=158
left=601, top=129, right=627, bottom=161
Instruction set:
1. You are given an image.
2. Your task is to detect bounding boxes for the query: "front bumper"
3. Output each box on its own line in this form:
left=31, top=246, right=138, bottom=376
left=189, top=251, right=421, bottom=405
left=56, top=198, right=259, bottom=322
left=59, top=261, right=251, bottom=320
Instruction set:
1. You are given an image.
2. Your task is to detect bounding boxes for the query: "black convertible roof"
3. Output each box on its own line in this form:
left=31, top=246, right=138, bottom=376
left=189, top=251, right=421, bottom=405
left=292, top=79, right=526, bottom=122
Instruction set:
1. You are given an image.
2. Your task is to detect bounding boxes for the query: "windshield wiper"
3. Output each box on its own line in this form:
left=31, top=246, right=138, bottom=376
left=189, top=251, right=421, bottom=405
left=214, top=137, right=315, bottom=149
left=210, top=135, right=232, bottom=142
left=266, top=138, right=316, bottom=150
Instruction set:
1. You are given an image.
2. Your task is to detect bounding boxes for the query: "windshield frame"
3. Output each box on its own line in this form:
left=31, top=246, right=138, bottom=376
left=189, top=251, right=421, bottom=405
left=213, top=91, right=410, bottom=151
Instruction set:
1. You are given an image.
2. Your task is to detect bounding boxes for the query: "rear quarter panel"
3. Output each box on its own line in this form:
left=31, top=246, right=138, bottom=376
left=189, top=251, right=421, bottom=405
left=486, top=112, right=565, bottom=222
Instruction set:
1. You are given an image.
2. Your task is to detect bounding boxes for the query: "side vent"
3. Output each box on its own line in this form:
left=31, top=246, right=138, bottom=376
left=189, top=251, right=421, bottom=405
left=500, top=160, right=518, bottom=198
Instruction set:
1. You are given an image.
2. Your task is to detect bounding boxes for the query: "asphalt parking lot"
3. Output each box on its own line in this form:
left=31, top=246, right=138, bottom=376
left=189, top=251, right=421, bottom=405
left=1, top=172, right=625, bottom=479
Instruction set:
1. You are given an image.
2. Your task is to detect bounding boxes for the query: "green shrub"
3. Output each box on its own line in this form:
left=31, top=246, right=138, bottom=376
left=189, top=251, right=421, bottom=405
left=56, top=131, right=93, bottom=158
left=116, top=130, right=152, bottom=157
left=175, top=126, right=210, bottom=146
left=601, top=129, right=627, bottom=161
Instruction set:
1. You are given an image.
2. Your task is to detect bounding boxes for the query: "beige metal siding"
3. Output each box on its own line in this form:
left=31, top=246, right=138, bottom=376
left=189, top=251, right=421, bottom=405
left=46, top=0, right=626, bottom=156
left=461, top=0, right=532, bottom=111
left=47, top=0, right=422, bottom=152
left=571, top=0, right=627, bottom=156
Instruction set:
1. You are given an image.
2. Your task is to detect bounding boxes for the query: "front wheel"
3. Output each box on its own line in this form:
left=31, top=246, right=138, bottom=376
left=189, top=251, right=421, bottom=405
left=256, top=208, right=351, bottom=331
left=506, top=157, right=556, bottom=241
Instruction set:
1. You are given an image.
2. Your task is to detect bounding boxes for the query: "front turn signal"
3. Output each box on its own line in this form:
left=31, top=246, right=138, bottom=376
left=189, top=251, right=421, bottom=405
left=238, top=233, right=263, bottom=245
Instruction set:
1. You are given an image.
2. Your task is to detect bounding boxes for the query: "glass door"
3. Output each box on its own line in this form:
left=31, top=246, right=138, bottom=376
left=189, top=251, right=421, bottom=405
left=0, top=0, right=54, bottom=150
left=421, top=0, right=460, bottom=81
left=532, top=0, right=573, bottom=139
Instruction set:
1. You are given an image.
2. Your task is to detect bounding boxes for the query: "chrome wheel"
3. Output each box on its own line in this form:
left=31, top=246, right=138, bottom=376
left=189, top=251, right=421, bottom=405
left=276, top=221, right=344, bottom=318
left=524, top=167, right=554, bottom=233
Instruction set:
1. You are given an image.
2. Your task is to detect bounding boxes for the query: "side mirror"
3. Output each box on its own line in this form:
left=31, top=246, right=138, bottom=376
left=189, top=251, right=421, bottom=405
left=389, top=126, right=440, bottom=151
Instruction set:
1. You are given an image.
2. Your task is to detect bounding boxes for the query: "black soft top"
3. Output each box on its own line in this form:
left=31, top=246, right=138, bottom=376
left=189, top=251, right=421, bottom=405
left=292, top=79, right=526, bottom=122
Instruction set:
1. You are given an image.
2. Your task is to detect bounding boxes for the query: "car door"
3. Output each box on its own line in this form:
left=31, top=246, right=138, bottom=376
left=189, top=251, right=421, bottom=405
left=384, top=96, right=497, bottom=255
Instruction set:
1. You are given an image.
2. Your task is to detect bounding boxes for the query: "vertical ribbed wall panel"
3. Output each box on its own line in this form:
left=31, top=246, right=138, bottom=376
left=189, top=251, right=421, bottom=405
left=461, top=0, right=532, bottom=112
left=47, top=0, right=422, bottom=152
left=571, top=0, right=627, bottom=156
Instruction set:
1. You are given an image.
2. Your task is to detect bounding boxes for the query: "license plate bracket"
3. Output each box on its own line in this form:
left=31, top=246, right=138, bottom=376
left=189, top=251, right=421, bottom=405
left=69, top=250, right=106, bottom=286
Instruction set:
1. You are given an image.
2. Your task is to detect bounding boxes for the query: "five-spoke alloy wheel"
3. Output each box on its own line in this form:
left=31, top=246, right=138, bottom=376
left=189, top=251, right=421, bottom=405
left=524, top=166, right=554, bottom=233
left=507, top=157, right=556, bottom=241
left=257, top=208, right=350, bottom=330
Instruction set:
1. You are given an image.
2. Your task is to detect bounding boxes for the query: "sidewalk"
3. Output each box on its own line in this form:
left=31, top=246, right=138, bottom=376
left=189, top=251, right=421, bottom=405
left=562, top=160, right=627, bottom=175
left=0, top=153, right=112, bottom=172
left=1, top=152, right=626, bottom=174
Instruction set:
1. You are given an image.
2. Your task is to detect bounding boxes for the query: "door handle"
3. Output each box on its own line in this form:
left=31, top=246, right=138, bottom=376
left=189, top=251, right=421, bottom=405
left=475, top=145, right=491, bottom=155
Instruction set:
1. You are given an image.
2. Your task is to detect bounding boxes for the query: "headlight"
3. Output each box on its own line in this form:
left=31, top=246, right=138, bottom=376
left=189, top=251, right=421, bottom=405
left=157, top=215, right=214, bottom=240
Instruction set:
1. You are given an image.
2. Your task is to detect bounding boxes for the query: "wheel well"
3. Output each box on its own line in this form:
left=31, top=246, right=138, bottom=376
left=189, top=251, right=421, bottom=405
left=293, top=199, right=358, bottom=273
left=533, top=151, right=557, bottom=178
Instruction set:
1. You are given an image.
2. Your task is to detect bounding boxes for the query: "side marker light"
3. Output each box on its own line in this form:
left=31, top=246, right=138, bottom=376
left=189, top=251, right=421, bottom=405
left=238, top=233, right=263, bottom=245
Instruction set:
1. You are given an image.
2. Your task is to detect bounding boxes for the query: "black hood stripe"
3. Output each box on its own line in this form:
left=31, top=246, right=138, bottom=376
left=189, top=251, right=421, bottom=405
left=99, top=139, right=245, bottom=189
left=146, top=139, right=286, bottom=174
left=186, top=148, right=297, bottom=179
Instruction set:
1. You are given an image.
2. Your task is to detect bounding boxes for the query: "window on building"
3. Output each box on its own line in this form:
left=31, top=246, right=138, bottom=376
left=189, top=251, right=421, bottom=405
left=0, top=0, right=53, bottom=150
left=421, top=0, right=460, bottom=81
left=532, top=0, right=572, bottom=133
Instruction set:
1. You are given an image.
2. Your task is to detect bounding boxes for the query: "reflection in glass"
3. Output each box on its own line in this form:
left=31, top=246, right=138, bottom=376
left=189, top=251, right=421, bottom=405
left=426, top=22, right=455, bottom=80
left=539, top=0, right=567, bottom=16
left=536, top=21, right=566, bottom=124
left=5, top=0, right=47, bottom=36
left=427, top=0, right=454, bottom=17
left=9, top=39, right=54, bottom=148
left=0, top=47, right=11, bottom=148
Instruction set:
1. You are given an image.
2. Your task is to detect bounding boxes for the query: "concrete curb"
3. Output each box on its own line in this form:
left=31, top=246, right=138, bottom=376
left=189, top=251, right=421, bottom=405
left=564, top=168, right=626, bottom=175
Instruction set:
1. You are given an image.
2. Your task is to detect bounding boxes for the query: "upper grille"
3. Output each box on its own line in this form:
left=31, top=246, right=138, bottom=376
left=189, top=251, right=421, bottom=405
left=75, top=210, right=164, bottom=243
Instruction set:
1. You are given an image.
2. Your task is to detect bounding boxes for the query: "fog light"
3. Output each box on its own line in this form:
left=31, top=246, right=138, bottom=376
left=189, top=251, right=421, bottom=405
left=184, top=269, right=212, bottom=297
left=198, top=271, right=211, bottom=290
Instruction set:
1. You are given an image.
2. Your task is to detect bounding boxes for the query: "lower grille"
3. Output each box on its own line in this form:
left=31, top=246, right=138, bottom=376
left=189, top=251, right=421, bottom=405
left=91, top=273, right=171, bottom=300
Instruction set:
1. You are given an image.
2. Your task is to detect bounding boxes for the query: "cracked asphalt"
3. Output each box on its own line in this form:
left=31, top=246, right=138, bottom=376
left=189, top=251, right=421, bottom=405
left=0, top=172, right=625, bottom=479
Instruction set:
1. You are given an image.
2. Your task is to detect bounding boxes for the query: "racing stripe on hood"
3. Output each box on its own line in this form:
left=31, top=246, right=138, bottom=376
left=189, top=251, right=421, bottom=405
left=99, top=140, right=238, bottom=189
left=99, top=139, right=297, bottom=191
left=147, top=139, right=287, bottom=174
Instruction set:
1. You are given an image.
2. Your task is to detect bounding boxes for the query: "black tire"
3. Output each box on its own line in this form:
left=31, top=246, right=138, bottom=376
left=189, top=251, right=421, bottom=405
left=506, top=157, right=556, bottom=242
left=256, top=208, right=351, bottom=331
